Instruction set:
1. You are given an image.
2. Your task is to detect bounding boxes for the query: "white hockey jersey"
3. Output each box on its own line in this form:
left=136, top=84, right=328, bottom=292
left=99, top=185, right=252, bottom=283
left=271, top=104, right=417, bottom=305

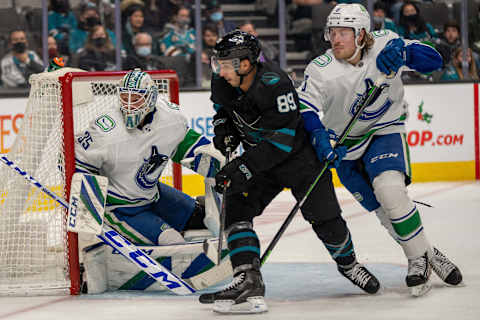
left=75, top=98, right=201, bottom=210
left=298, top=30, right=413, bottom=160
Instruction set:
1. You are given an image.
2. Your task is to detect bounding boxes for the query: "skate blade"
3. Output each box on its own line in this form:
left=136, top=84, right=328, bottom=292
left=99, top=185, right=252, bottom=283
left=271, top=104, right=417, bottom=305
left=213, top=296, right=268, bottom=314
left=410, top=281, right=432, bottom=297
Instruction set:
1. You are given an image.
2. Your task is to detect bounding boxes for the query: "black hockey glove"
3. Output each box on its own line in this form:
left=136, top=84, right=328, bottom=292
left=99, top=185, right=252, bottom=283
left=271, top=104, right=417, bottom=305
left=215, top=158, right=254, bottom=195
left=213, top=135, right=240, bottom=156
left=213, top=114, right=240, bottom=156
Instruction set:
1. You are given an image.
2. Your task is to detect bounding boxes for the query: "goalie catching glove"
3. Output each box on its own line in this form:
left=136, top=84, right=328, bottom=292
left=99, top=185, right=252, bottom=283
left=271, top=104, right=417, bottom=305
left=214, top=157, right=254, bottom=195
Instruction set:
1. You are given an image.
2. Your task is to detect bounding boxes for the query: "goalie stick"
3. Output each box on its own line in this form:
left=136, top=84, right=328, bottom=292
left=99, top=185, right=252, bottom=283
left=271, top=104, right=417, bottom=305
left=0, top=155, right=196, bottom=295
left=261, top=74, right=388, bottom=265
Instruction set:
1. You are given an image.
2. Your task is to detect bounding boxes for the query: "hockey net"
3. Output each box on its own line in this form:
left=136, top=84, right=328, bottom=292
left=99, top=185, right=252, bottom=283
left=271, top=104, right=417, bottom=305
left=0, top=68, right=182, bottom=296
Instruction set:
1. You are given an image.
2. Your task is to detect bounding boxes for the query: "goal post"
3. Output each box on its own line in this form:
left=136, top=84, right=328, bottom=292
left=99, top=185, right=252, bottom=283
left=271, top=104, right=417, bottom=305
left=0, top=68, right=182, bottom=296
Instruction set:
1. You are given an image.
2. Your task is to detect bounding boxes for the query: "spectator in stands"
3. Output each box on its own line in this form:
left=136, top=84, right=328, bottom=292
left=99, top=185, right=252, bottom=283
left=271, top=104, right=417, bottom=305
left=287, top=0, right=325, bottom=52
left=76, top=25, right=117, bottom=72
left=396, top=1, right=438, bottom=42
left=141, top=0, right=182, bottom=34
left=204, top=0, right=236, bottom=37
left=201, top=24, right=219, bottom=88
left=1, top=29, right=44, bottom=88
left=69, top=3, right=116, bottom=55
left=157, top=6, right=195, bottom=59
left=470, top=6, right=480, bottom=54
left=124, top=32, right=166, bottom=71
left=440, top=47, right=479, bottom=81
left=238, top=21, right=279, bottom=63
left=122, top=5, right=146, bottom=56
left=48, top=0, right=77, bottom=56
left=48, top=35, right=70, bottom=66
left=435, top=21, right=461, bottom=65
left=372, top=1, right=397, bottom=33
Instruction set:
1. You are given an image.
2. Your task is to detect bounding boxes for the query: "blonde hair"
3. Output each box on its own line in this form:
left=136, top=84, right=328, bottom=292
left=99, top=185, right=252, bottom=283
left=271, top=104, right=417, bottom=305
left=85, top=25, right=114, bottom=52
left=360, top=31, right=375, bottom=56
left=453, top=47, right=479, bottom=81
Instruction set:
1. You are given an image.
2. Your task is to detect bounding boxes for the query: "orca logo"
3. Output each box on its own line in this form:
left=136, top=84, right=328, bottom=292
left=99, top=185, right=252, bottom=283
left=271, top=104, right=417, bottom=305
left=261, top=72, right=280, bottom=85
left=136, top=146, right=168, bottom=190
left=350, top=78, right=392, bottom=121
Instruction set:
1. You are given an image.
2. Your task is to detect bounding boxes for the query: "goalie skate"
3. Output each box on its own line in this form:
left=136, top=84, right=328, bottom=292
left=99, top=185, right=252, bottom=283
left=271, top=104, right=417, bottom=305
left=430, top=247, right=463, bottom=286
left=406, top=251, right=432, bottom=297
left=199, top=269, right=267, bottom=314
left=338, top=263, right=380, bottom=294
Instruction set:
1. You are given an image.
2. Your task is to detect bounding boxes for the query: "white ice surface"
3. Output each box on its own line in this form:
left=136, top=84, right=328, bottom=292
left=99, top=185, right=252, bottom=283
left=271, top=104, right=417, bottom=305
left=1, top=181, right=479, bottom=320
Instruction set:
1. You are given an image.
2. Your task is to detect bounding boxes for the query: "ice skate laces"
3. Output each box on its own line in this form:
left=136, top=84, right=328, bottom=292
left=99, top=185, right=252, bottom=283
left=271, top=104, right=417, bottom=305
left=408, top=255, right=428, bottom=277
left=345, top=264, right=371, bottom=288
left=222, top=272, right=245, bottom=292
left=431, top=248, right=454, bottom=280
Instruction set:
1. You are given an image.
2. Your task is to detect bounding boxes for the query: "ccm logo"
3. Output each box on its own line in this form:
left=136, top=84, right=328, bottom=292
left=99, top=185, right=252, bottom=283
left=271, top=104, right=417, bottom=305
left=370, top=152, right=398, bottom=163
left=68, top=196, right=79, bottom=228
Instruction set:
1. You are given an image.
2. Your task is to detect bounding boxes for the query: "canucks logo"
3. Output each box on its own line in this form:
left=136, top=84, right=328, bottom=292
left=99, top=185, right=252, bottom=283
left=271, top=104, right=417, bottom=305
left=136, top=146, right=168, bottom=190
left=261, top=72, right=280, bottom=85
left=350, top=78, right=391, bottom=121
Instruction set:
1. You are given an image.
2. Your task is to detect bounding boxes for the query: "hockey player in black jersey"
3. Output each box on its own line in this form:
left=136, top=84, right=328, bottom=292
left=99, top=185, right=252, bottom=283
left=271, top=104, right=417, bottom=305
left=198, top=30, right=380, bottom=314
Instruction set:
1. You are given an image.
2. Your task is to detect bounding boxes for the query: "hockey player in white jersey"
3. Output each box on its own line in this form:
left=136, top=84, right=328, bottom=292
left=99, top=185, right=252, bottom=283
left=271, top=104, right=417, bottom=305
left=298, top=4, right=463, bottom=296
left=75, top=69, right=224, bottom=247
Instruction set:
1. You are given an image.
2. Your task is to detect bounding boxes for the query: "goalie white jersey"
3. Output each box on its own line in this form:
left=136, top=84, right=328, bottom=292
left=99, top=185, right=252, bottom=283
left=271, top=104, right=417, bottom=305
left=298, top=30, right=411, bottom=160
left=75, top=98, right=189, bottom=210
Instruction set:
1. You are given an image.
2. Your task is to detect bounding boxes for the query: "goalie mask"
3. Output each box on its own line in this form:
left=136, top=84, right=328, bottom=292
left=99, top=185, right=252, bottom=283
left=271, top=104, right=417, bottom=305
left=325, top=4, right=370, bottom=61
left=118, top=69, right=158, bottom=129
left=211, top=30, right=260, bottom=76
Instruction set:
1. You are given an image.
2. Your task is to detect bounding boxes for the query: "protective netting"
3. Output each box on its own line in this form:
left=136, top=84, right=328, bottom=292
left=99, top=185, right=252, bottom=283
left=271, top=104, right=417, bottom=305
left=0, top=68, right=180, bottom=295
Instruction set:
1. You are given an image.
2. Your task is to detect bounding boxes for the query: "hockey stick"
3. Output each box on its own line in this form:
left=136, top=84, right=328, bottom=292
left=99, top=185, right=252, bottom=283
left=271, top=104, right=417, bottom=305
left=0, top=155, right=196, bottom=295
left=216, top=146, right=232, bottom=265
left=260, top=74, right=388, bottom=265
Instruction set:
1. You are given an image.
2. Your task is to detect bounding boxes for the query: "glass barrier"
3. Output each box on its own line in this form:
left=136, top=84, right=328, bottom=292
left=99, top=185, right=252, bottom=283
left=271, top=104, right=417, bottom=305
left=0, top=0, right=477, bottom=96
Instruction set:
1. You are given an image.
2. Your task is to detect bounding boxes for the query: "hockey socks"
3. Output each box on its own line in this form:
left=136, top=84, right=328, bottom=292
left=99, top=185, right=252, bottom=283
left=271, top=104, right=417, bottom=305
left=198, top=221, right=267, bottom=313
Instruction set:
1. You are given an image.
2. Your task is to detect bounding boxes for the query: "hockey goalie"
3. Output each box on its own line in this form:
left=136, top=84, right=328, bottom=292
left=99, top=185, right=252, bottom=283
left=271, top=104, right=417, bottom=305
left=73, top=68, right=231, bottom=293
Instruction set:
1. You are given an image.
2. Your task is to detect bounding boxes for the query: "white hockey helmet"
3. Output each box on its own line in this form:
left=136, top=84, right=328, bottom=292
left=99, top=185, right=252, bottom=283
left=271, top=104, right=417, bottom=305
left=324, top=3, right=371, bottom=42
left=118, top=69, right=158, bottom=129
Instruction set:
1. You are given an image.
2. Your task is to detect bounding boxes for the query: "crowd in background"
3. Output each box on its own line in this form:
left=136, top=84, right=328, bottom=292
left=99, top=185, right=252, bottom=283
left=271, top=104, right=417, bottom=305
left=0, top=0, right=479, bottom=89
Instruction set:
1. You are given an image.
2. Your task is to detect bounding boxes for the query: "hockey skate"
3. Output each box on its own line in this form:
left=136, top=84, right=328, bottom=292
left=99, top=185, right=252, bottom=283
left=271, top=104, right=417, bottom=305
left=199, top=269, right=267, bottom=314
left=430, top=247, right=463, bottom=285
left=338, top=263, right=380, bottom=294
left=406, top=251, right=432, bottom=297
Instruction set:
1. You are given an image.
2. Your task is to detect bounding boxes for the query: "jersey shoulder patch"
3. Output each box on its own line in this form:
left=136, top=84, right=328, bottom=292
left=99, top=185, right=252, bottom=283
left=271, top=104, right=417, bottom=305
left=261, top=72, right=281, bottom=86
left=371, top=29, right=390, bottom=38
left=311, top=53, right=333, bottom=68
left=94, top=114, right=116, bottom=132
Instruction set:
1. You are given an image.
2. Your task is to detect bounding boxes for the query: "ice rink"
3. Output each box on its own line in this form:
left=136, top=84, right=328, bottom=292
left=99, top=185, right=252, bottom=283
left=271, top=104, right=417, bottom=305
left=1, top=181, right=479, bottom=320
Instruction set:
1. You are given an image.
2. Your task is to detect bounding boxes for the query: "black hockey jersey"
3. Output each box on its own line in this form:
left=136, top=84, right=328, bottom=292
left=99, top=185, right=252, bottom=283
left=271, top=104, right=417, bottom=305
left=211, top=62, right=307, bottom=173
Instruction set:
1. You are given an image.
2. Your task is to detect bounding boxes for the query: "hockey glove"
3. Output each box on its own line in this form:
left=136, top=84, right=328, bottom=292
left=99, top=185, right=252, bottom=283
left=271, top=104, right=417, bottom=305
left=376, top=38, right=406, bottom=76
left=311, top=128, right=347, bottom=169
left=213, top=135, right=240, bottom=156
left=214, top=158, right=254, bottom=195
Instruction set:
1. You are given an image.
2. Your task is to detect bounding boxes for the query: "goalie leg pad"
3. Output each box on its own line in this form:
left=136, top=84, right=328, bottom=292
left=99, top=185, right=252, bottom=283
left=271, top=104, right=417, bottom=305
left=373, top=170, right=431, bottom=259
left=83, top=242, right=108, bottom=294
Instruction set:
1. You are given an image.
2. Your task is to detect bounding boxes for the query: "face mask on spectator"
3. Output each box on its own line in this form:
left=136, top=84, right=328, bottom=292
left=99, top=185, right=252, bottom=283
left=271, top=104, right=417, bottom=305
left=52, top=1, right=68, bottom=14
left=136, top=46, right=151, bottom=57
left=86, top=17, right=100, bottom=28
left=178, top=18, right=191, bottom=27
left=12, top=42, right=27, bottom=54
left=93, top=37, right=106, bottom=48
left=48, top=48, right=59, bottom=58
left=210, top=12, right=223, bottom=22
left=405, top=14, right=418, bottom=24
left=373, top=16, right=384, bottom=26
